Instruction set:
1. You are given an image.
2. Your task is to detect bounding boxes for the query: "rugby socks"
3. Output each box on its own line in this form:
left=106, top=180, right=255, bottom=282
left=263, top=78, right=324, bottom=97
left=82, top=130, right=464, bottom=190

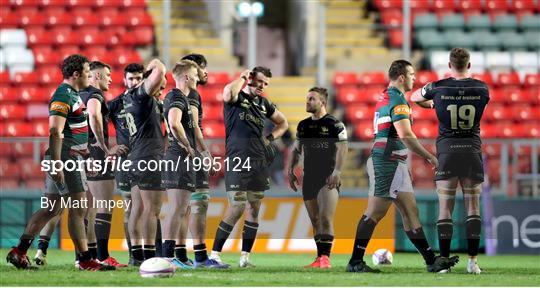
left=95, top=213, right=112, bottom=261
left=175, top=244, right=188, bottom=262
left=350, top=215, right=377, bottom=262
left=78, top=250, right=93, bottom=262
left=37, top=235, right=50, bottom=254
left=212, top=221, right=233, bottom=252
left=16, top=234, right=34, bottom=253
left=466, top=215, right=482, bottom=257
left=406, top=227, right=436, bottom=265
left=194, top=243, right=209, bottom=262
left=155, top=219, right=163, bottom=257
left=319, top=234, right=334, bottom=257
left=132, top=245, right=144, bottom=262
left=162, top=240, right=175, bottom=258
left=124, top=222, right=132, bottom=258
left=314, top=235, right=322, bottom=257
left=436, top=219, right=453, bottom=257
left=88, top=242, right=97, bottom=260
left=143, top=245, right=156, bottom=260
left=241, top=221, right=259, bottom=253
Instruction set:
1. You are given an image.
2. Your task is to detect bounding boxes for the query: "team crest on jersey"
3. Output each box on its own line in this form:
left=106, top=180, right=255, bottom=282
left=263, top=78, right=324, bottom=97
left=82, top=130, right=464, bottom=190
left=320, top=126, right=329, bottom=135
left=394, top=104, right=410, bottom=115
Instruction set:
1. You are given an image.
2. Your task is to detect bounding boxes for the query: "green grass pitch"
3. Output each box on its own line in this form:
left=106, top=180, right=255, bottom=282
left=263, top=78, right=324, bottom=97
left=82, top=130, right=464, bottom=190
left=1, top=249, right=539, bottom=286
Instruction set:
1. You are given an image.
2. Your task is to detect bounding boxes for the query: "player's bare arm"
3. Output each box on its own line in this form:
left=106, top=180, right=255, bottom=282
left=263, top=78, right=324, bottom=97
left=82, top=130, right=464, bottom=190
left=168, top=106, right=195, bottom=157
left=191, top=105, right=215, bottom=176
left=327, top=141, right=348, bottom=189
left=142, top=58, right=166, bottom=96
left=394, top=118, right=438, bottom=168
left=268, top=109, right=289, bottom=140
left=48, top=115, right=67, bottom=184
left=410, top=87, right=434, bottom=109
left=223, top=69, right=251, bottom=104
left=288, top=140, right=302, bottom=192
left=87, top=97, right=108, bottom=154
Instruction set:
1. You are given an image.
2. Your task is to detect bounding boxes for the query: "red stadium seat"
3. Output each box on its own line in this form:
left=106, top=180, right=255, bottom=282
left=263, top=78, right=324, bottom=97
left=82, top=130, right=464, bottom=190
left=333, top=72, right=357, bottom=86
left=19, top=7, right=46, bottom=27
left=24, top=179, right=45, bottom=189
left=524, top=73, right=539, bottom=87
left=37, top=68, right=62, bottom=86
left=497, top=72, right=521, bottom=87
left=388, top=30, right=403, bottom=47
left=13, top=72, right=38, bottom=85
left=336, top=87, right=360, bottom=103
left=199, top=87, right=223, bottom=103
left=415, top=71, right=438, bottom=87
left=346, top=105, right=374, bottom=122
left=480, top=124, right=497, bottom=138
left=127, top=9, right=153, bottom=27
left=39, top=0, right=71, bottom=7
left=203, top=122, right=225, bottom=138
left=0, top=159, right=21, bottom=179
left=373, top=0, right=402, bottom=10
left=5, top=142, right=35, bottom=158
left=202, top=105, right=224, bottom=121
left=0, top=71, right=9, bottom=84
left=497, top=121, right=524, bottom=138
left=0, top=122, right=33, bottom=137
left=381, top=9, right=402, bottom=26
left=411, top=107, right=436, bottom=121
left=432, top=0, right=456, bottom=11
left=471, top=72, right=494, bottom=86
left=26, top=28, right=52, bottom=46
left=484, top=103, right=509, bottom=121
left=521, top=123, right=539, bottom=138
left=412, top=121, right=437, bottom=138
left=45, top=7, right=72, bottom=26
left=409, top=0, right=430, bottom=11
left=33, top=47, right=61, bottom=66
left=20, top=157, right=45, bottom=180
left=0, top=104, right=27, bottom=120
left=97, top=8, right=120, bottom=26
left=484, top=0, right=511, bottom=11
left=489, top=88, right=505, bottom=103
left=512, top=104, right=539, bottom=121
left=511, top=0, right=537, bottom=12
left=53, top=28, right=79, bottom=46
left=207, top=72, right=230, bottom=85
left=72, top=8, right=100, bottom=27
left=354, top=121, right=374, bottom=140
left=504, top=87, right=525, bottom=103
left=456, top=0, right=482, bottom=11
left=113, top=50, right=142, bottom=67
left=0, top=9, right=20, bottom=28
left=20, top=87, right=49, bottom=103
left=129, top=27, right=153, bottom=46
left=0, top=87, right=19, bottom=103
left=121, top=0, right=147, bottom=8
left=358, top=71, right=387, bottom=86
left=483, top=143, right=501, bottom=157
left=84, top=46, right=107, bottom=61
left=359, top=88, right=384, bottom=103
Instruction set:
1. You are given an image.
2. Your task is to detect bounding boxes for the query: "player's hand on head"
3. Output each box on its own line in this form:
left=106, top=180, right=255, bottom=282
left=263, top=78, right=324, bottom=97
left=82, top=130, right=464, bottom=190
left=240, top=69, right=251, bottom=80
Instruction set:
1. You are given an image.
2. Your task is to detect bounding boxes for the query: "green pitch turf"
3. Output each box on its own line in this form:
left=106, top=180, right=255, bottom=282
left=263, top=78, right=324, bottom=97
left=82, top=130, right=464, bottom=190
left=0, top=249, right=539, bottom=286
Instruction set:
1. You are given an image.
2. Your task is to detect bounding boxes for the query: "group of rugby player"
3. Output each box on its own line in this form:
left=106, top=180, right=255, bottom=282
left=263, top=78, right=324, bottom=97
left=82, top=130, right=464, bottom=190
left=7, top=47, right=487, bottom=275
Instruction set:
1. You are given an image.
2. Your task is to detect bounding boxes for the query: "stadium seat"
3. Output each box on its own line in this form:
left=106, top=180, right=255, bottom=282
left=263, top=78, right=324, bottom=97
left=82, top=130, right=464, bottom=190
left=497, top=72, right=521, bottom=87
left=473, top=31, right=502, bottom=51
left=203, top=122, right=225, bottom=138
left=98, top=8, right=120, bottom=27
left=207, top=72, right=230, bottom=85
left=333, top=72, right=357, bottom=86
left=20, top=87, right=49, bottom=103
left=388, top=30, right=403, bottom=47
left=345, top=105, right=374, bottom=122
left=0, top=104, right=27, bottom=120
left=497, top=121, right=525, bottom=138
left=85, top=46, right=107, bottom=60
left=121, top=0, right=147, bottom=8
left=480, top=124, right=498, bottom=138
left=359, top=88, right=384, bottom=103
left=26, top=28, right=52, bottom=46
left=127, top=11, right=153, bottom=27
left=357, top=71, right=386, bottom=86
left=52, top=28, right=79, bottom=46
left=432, top=0, right=456, bottom=12
left=484, top=0, right=510, bottom=12
left=414, top=13, right=438, bottom=29
left=373, top=0, right=402, bottom=10
left=512, top=104, right=540, bottom=121
left=512, top=52, right=539, bottom=75
left=336, top=87, right=361, bottom=103
left=520, top=14, right=540, bottom=31
left=499, top=31, right=528, bottom=51
left=381, top=9, right=402, bottom=27
left=466, top=14, right=491, bottom=31
left=32, top=120, right=49, bottom=136
left=0, top=87, right=19, bottom=103
left=484, top=103, right=510, bottom=121
left=73, top=8, right=100, bottom=27
left=411, top=107, right=436, bottom=121
left=524, top=73, right=540, bottom=87
left=471, top=72, right=494, bottom=86
left=13, top=72, right=38, bottom=85
left=409, top=0, right=430, bottom=11
left=412, top=121, right=437, bottom=138
left=511, top=0, right=537, bottom=12
left=523, top=31, right=540, bottom=50
left=202, top=105, right=224, bottom=121
left=0, top=159, right=22, bottom=179
left=522, top=123, right=539, bottom=138
left=440, top=13, right=465, bottom=30
left=443, top=30, right=475, bottom=50
left=494, top=14, right=518, bottom=31
left=416, top=29, right=447, bottom=50
left=456, top=0, right=482, bottom=12
left=20, top=157, right=44, bottom=180
left=130, top=26, right=154, bottom=46
left=485, top=51, right=512, bottom=72
left=0, top=122, right=33, bottom=136
left=45, top=7, right=72, bottom=26
left=37, top=67, right=62, bottom=86
left=489, top=88, right=506, bottom=103
left=199, top=87, right=223, bottom=103
left=354, top=121, right=374, bottom=140
left=33, top=47, right=62, bottom=66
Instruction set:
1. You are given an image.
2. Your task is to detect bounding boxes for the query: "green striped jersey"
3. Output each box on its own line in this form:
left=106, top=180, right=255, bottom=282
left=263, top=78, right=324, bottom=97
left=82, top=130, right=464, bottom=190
left=48, top=83, right=88, bottom=151
left=371, top=86, right=412, bottom=163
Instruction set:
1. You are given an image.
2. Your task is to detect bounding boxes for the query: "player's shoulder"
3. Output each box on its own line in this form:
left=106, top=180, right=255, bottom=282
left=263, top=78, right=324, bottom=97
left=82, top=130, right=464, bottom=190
left=51, top=84, right=75, bottom=102
left=297, top=117, right=311, bottom=128
left=323, top=114, right=343, bottom=125
left=387, top=88, right=408, bottom=106
left=187, top=88, right=201, bottom=100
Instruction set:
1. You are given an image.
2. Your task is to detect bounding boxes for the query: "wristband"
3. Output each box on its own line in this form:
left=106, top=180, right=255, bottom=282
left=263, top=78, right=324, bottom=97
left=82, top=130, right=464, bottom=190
left=266, top=134, right=275, bottom=142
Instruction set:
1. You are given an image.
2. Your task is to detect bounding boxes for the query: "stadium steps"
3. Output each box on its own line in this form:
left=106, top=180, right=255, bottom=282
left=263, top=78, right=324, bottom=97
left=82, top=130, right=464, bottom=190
left=146, top=0, right=239, bottom=71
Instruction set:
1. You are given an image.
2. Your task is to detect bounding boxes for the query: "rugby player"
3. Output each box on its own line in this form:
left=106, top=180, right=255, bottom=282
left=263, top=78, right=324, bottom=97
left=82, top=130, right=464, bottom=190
left=288, top=87, right=348, bottom=269
left=209, top=67, right=288, bottom=267
left=108, top=63, right=144, bottom=265
left=411, top=48, right=489, bottom=274
left=347, top=60, right=459, bottom=273
left=7, top=54, right=109, bottom=270
left=176, top=54, right=228, bottom=268
left=161, top=60, right=199, bottom=268
left=289, top=87, right=348, bottom=269
left=80, top=61, right=128, bottom=267
left=124, top=59, right=167, bottom=264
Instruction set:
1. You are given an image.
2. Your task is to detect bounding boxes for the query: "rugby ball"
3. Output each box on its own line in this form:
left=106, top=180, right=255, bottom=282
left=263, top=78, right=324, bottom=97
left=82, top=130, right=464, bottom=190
left=139, top=257, right=175, bottom=278
left=372, top=248, right=393, bottom=265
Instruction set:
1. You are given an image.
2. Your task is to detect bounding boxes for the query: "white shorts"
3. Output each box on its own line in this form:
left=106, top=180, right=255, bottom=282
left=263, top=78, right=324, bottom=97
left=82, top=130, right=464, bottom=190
left=367, top=157, right=414, bottom=199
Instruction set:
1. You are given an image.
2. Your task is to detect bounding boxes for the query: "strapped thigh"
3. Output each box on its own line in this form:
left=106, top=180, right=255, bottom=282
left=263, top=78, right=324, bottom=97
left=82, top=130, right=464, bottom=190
left=436, top=178, right=459, bottom=199
left=227, top=190, right=247, bottom=205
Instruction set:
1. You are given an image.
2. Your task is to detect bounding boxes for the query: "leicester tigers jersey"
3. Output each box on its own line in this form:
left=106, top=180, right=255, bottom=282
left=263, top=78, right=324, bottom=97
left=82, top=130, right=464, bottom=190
left=371, top=86, right=412, bottom=163
left=48, top=83, right=88, bottom=152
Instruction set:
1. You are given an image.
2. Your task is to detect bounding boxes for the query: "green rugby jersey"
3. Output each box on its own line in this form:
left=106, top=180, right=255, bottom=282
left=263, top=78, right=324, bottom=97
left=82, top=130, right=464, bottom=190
left=371, top=86, right=412, bottom=163
left=48, top=83, right=88, bottom=151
